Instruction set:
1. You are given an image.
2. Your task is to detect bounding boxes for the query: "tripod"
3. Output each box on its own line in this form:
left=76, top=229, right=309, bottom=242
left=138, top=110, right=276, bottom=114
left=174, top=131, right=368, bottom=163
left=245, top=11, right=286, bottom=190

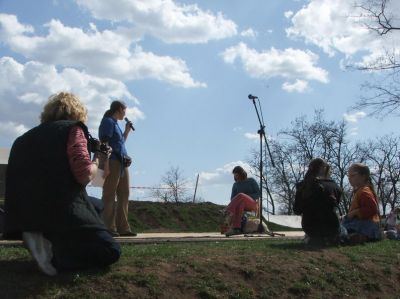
left=248, top=94, right=283, bottom=237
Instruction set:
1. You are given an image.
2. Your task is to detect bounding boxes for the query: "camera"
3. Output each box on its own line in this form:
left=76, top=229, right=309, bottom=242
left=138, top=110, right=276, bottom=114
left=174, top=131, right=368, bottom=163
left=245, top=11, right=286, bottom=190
left=88, top=135, right=111, bottom=155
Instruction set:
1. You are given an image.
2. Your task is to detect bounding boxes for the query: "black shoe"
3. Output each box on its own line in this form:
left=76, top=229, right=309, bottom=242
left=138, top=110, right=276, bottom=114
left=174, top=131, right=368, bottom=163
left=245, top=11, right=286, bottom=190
left=110, top=231, right=120, bottom=237
left=225, top=228, right=242, bottom=237
left=119, top=231, right=137, bottom=237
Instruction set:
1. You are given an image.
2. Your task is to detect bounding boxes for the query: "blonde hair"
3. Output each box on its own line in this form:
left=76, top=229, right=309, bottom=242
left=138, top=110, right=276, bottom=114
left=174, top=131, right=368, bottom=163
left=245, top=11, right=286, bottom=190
left=40, top=92, right=88, bottom=123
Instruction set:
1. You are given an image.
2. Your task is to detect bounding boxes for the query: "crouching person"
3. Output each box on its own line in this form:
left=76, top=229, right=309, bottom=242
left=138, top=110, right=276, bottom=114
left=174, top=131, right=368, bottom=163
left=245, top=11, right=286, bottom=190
left=4, top=92, right=121, bottom=276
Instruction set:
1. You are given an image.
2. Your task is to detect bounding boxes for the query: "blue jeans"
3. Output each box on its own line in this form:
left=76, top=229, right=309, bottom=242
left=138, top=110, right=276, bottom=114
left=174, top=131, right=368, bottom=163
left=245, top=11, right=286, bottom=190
left=341, top=216, right=381, bottom=240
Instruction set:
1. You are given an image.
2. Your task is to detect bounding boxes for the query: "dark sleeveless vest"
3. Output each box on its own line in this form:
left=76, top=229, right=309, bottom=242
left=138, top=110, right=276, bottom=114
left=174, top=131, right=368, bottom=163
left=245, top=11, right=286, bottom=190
left=4, top=120, right=105, bottom=239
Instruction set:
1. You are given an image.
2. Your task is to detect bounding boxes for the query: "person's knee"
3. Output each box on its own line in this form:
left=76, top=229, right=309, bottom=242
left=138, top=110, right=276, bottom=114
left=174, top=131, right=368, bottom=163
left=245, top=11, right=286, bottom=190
left=99, top=241, right=121, bottom=266
left=108, top=243, right=121, bottom=264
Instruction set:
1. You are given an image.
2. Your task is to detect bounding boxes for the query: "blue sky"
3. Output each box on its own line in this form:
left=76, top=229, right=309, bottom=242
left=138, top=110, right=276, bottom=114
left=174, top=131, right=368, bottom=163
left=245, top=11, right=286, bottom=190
left=0, top=0, right=399, bottom=205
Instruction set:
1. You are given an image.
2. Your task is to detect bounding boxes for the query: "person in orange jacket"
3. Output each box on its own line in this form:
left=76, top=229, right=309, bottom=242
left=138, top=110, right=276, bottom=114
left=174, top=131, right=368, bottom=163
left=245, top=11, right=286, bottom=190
left=342, top=163, right=382, bottom=243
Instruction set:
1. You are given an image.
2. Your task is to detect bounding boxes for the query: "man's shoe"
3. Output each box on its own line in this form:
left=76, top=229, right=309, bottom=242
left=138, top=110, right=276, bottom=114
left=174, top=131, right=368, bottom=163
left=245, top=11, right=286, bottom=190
left=119, top=231, right=137, bottom=237
left=110, top=231, right=120, bottom=237
left=225, top=228, right=242, bottom=237
left=22, top=232, right=57, bottom=276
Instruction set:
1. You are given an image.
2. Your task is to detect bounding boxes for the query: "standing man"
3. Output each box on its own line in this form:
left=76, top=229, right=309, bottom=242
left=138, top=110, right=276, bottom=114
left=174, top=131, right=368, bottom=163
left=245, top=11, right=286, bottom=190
left=99, top=101, right=136, bottom=237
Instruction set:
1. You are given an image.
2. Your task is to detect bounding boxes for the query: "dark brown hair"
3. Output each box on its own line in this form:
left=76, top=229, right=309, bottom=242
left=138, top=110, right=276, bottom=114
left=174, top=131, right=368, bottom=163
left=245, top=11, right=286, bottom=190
left=299, top=158, right=330, bottom=198
left=304, top=158, right=330, bottom=183
left=232, top=166, right=247, bottom=180
left=103, top=100, right=127, bottom=118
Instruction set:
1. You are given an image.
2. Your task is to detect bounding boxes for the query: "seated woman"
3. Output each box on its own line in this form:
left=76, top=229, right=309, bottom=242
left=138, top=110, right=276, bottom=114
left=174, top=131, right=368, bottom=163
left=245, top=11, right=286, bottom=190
left=342, top=163, right=382, bottom=243
left=385, top=207, right=400, bottom=240
left=4, top=92, right=121, bottom=275
left=224, top=166, right=260, bottom=237
left=294, top=158, right=342, bottom=246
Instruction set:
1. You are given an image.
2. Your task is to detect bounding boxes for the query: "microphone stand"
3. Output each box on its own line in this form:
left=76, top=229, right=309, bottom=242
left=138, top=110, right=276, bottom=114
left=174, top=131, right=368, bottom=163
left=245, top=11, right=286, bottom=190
left=249, top=96, right=279, bottom=236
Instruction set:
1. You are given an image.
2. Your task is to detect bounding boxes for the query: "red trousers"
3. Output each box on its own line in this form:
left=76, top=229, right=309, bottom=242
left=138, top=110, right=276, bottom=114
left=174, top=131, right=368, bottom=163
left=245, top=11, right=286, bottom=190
left=226, top=193, right=258, bottom=228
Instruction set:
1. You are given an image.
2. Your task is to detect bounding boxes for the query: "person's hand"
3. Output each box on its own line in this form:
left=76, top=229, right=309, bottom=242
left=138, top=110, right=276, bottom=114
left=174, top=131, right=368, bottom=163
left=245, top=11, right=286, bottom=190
left=125, top=120, right=133, bottom=132
left=100, top=144, right=112, bottom=157
left=102, top=167, right=110, bottom=179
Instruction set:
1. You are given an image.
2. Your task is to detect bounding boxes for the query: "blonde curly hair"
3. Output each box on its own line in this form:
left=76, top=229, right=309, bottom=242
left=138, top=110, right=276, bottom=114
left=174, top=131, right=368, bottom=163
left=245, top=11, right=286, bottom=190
left=40, top=92, right=88, bottom=123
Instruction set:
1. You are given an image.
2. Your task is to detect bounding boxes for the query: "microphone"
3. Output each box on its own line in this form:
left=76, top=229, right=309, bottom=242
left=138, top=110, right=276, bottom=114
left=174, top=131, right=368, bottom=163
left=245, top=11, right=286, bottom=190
left=248, top=94, right=258, bottom=100
left=124, top=117, right=135, bottom=131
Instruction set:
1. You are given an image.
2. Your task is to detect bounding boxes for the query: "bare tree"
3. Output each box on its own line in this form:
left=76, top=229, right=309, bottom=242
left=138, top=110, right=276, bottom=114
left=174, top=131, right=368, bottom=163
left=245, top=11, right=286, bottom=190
left=267, top=141, right=305, bottom=215
left=248, top=110, right=370, bottom=215
left=152, top=166, right=189, bottom=203
left=352, top=0, right=400, bottom=115
left=322, top=121, right=366, bottom=214
left=359, top=0, right=400, bottom=35
left=151, top=188, right=170, bottom=203
left=247, top=148, right=276, bottom=215
left=247, top=141, right=304, bottom=215
left=362, top=135, right=400, bottom=214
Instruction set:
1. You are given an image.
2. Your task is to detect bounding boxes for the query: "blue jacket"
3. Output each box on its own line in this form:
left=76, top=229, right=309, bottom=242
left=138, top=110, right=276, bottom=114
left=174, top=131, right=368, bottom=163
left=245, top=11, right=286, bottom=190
left=98, top=116, right=128, bottom=161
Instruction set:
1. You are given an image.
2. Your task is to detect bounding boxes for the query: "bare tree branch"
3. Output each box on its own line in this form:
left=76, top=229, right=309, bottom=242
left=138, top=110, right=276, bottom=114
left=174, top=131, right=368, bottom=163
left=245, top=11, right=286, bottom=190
left=350, top=0, right=400, bottom=116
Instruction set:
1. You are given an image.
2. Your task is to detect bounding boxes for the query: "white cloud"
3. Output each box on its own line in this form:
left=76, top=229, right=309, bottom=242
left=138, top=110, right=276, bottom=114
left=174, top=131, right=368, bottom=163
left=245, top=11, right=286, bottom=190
left=286, top=0, right=400, bottom=67
left=244, top=132, right=259, bottom=141
left=0, top=121, right=30, bottom=140
left=240, top=28, right=257, bottom=38
left=221, top=42, right=328, bottom=89
left=0, top=57, right=144, bottom=142
left=199, top=161, right=252, bottom=186
left=349, top=127, right=359, bottom=136
left=0, top=14, right=33, bottom=42
left=282, top=79, right=309, bottom=93
left=284, top=11, right=293, bottom=19
left=0, top=14, right=206, bottom=88
left=75, top=0, right=237, bottom=44
left=343, top=111, right=366, bottom=123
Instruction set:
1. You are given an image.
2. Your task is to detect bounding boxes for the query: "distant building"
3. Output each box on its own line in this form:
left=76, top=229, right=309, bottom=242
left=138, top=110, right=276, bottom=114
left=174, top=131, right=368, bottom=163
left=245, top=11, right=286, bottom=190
left=0, top=148, right=10, bottom=199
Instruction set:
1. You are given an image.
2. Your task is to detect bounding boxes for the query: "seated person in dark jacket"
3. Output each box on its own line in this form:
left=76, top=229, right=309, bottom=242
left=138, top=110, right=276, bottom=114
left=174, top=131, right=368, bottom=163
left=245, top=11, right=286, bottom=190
left=294, top=158, right=342, bottom=246
left=4, top=92, right=121, bottom=276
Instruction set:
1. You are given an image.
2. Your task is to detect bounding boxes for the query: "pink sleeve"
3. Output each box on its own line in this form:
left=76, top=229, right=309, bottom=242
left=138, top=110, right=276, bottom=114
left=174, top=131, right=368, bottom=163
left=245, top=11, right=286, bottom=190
left=67, top=126, right=93, bottom=183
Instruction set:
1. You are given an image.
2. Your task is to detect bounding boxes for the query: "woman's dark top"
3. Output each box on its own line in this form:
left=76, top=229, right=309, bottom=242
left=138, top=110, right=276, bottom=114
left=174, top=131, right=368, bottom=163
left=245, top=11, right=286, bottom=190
left=294, top=178, right=342, bottom=239
left=230, top=178, right=260, bottom=201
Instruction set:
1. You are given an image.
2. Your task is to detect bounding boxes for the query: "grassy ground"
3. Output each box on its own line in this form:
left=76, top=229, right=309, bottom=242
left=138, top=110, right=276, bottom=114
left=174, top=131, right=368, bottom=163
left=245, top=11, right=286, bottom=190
left=0, top=239, right=399, bottom=299
left=2, top=201, right=397, bottom=298
left=127, top=201, right=300, bottom=233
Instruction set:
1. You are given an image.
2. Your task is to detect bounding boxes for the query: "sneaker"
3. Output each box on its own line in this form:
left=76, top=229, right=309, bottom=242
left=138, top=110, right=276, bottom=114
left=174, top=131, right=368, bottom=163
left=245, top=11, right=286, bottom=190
left=119, top=231, right=137, bottom=237
left=225, top=228, right=242, bottom=237
left=22, top=232, right=57, bottom=276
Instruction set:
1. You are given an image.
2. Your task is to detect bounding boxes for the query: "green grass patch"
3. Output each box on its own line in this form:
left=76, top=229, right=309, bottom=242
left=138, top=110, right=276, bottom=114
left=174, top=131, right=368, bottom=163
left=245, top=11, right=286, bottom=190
left=0, top=239, right=400, bottom=298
